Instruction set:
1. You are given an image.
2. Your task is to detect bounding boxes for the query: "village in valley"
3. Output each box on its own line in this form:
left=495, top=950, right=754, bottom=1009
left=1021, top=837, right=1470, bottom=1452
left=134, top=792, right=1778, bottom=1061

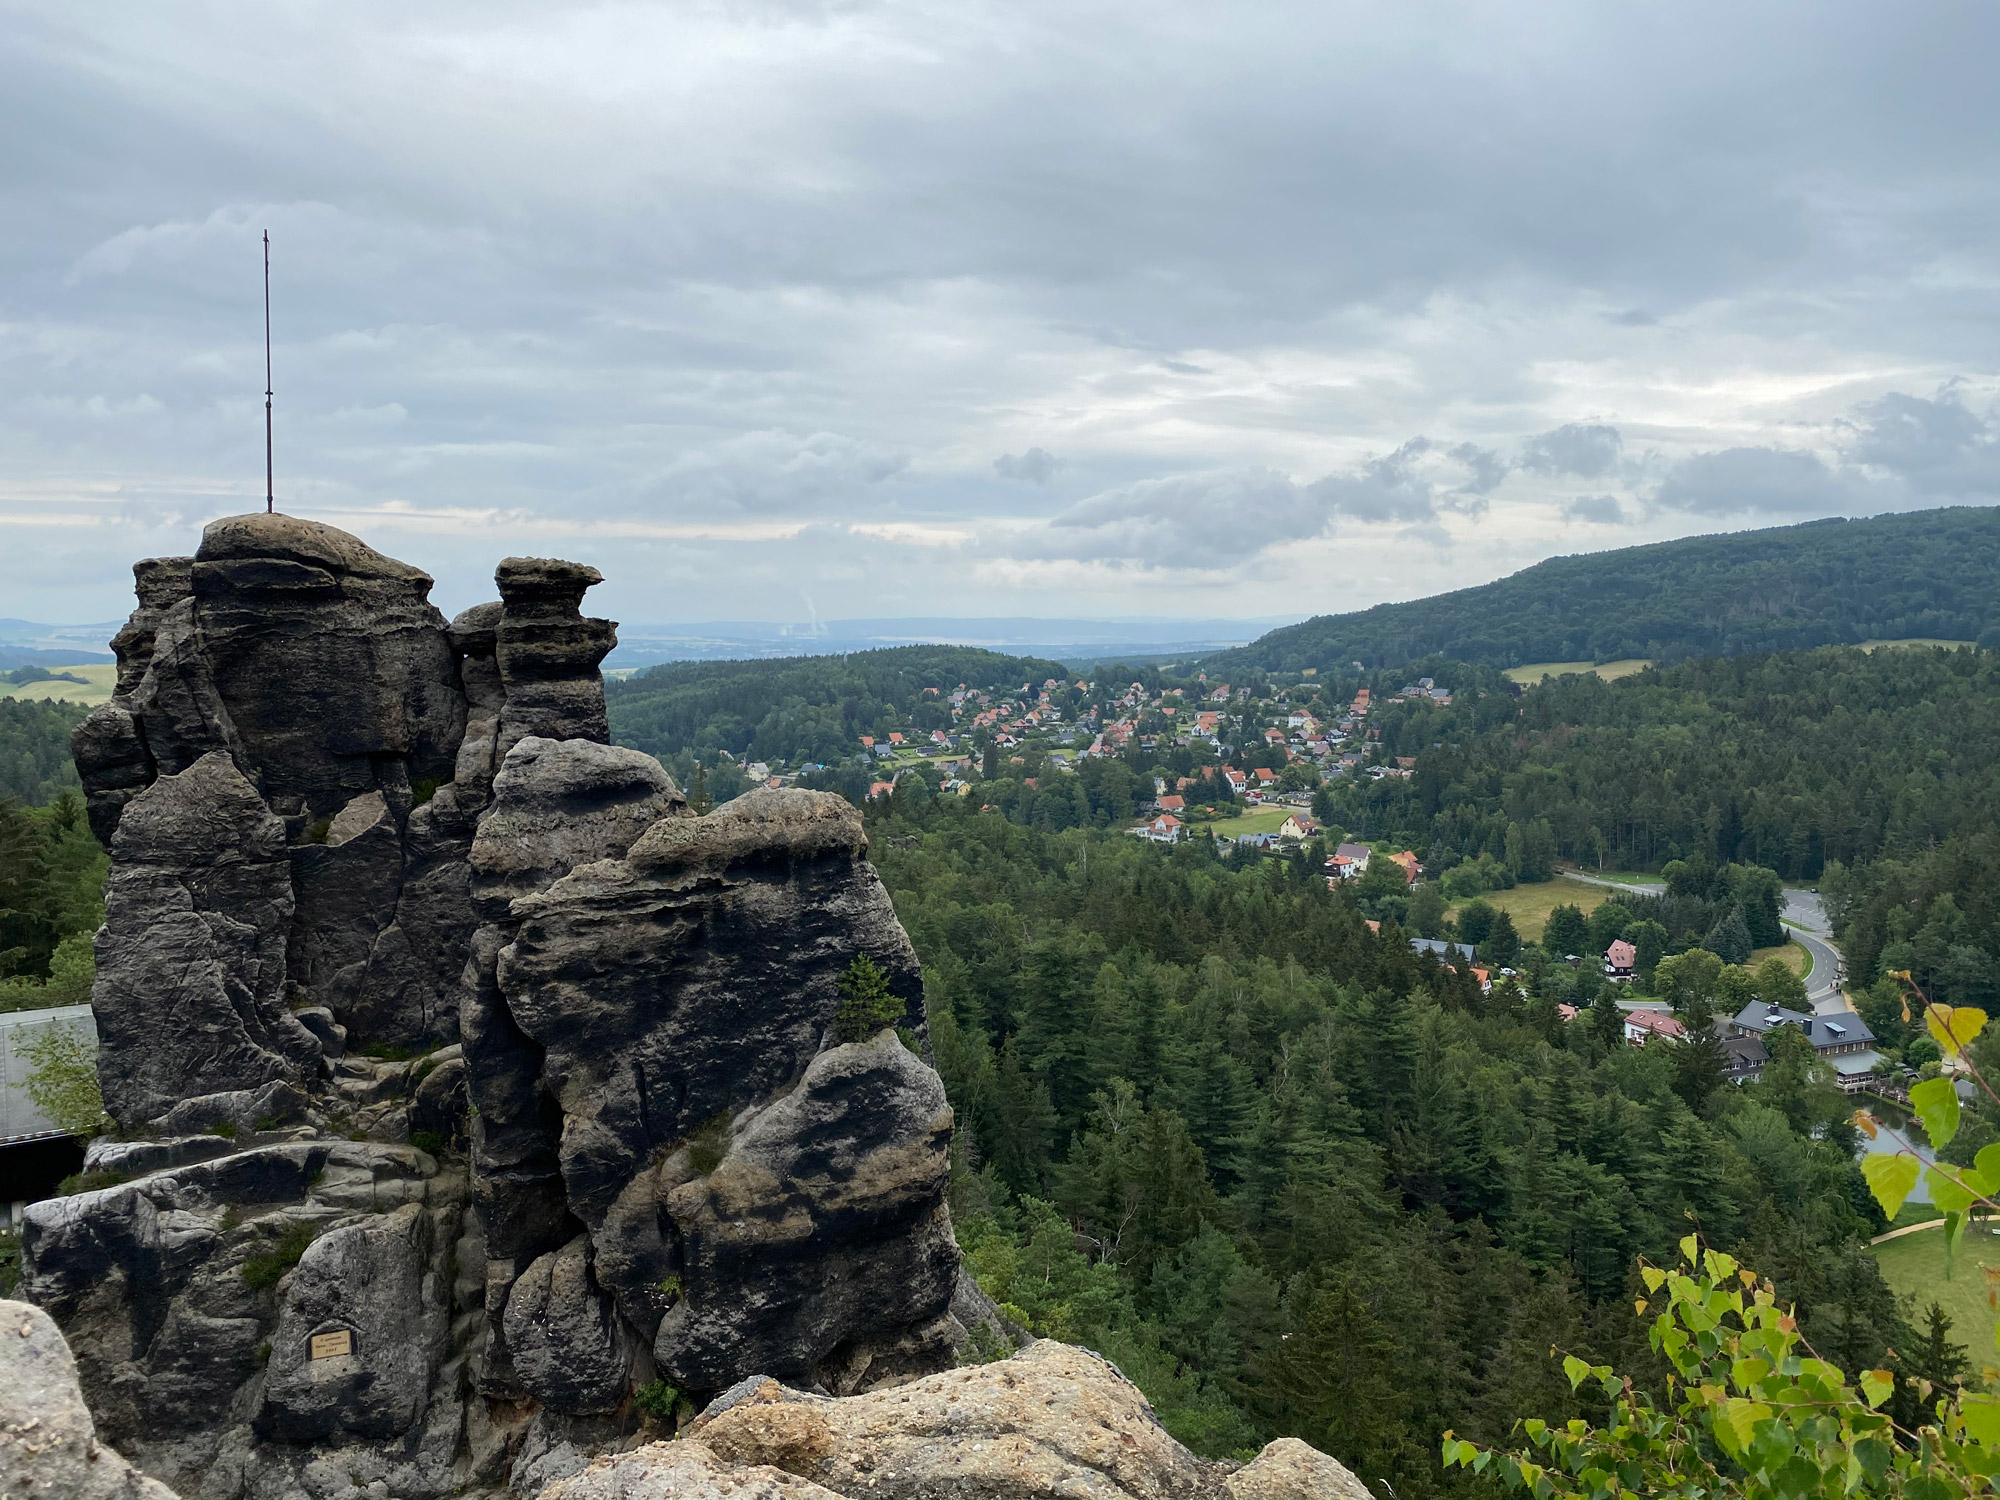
left=785, top=664, right=1893, bottom=1099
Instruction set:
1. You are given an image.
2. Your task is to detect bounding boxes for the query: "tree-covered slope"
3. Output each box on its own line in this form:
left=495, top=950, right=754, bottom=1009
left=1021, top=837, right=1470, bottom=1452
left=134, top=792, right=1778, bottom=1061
left=1213, top=505, right=2000, bottom=672
left=606, top=643, right=1066, bottom=767
left=0, top=697, right=86, bottom=805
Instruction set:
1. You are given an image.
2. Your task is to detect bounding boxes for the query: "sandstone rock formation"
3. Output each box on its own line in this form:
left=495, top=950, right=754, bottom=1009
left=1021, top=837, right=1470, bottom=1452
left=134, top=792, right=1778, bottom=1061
left=33, top=515, right=996, bottom=1498
left=543, top=1341, right=1371, bottom=1500
left=0, top=1298, right=179, bottom=1500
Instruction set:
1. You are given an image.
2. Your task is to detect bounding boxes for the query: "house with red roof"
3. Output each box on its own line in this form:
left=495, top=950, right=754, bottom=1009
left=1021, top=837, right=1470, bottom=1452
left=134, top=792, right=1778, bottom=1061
left=1624, top=1010, right=1688, bottom=1046
left=1605, top=939, right=1637, bottom=979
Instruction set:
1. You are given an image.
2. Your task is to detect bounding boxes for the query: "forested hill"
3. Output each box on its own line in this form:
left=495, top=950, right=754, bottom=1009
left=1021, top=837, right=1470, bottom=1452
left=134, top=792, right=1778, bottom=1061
left=1211, top=505, right=2000, bottom=673
left=0, top=697, right=87, bottom=805
left=605, top=643, right=1066, bottom=768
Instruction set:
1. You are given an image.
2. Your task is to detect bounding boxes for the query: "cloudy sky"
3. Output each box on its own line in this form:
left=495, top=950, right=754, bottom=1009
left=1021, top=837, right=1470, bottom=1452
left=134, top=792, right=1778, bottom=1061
left=5, top=2, right=1999, bottom=627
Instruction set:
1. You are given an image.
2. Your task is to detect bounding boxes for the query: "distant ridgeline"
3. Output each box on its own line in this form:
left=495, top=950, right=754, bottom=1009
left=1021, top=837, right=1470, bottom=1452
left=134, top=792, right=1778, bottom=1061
left=1210, top=504, right=2000, bottom=672
left=605, top=643, right=1065, bottom=768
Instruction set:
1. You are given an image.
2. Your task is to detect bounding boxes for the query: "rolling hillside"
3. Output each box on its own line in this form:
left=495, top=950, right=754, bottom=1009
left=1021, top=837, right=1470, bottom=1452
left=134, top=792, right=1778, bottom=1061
left=1210, top=505, right=2000, bottom=673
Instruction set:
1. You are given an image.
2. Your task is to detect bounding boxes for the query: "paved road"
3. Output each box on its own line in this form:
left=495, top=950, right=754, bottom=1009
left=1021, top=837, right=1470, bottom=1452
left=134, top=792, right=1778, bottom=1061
left=1781, top=886, right=1849, bottom=1012
left=1559, top=872, right=1851, bottom=1012
left=1558, top=871, right=1665, bottom=898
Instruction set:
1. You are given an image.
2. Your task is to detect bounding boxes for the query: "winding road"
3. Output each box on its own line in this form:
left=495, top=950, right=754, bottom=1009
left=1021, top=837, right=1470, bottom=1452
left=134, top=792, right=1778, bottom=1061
left=1556, top=872, right=1848, bottom=1013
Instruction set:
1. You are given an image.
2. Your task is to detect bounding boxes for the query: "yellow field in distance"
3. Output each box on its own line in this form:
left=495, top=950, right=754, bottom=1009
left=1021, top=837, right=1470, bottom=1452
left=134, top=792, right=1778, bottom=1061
left=0, top=662, right=119, bottom=707
left=1503, top=658, right=1651, bottom=685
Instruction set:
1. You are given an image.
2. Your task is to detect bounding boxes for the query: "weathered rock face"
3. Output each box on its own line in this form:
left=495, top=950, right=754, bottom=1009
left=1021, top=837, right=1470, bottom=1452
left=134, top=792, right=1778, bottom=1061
left=93, top=751, right=319, bottom=1129
left=19, top=1139, right=482, bottom=1498
left=190, top=514, right=466, bottom=815
left=492, top=558, right=618, bottom=758
left=474, top=785, right=944, bottom=1405
left=73, top=514, right=619, bottom=1067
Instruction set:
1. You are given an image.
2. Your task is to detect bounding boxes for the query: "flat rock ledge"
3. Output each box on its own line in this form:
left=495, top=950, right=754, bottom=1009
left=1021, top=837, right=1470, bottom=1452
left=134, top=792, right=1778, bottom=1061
left=542, top=1340, right=1370, bottom=1500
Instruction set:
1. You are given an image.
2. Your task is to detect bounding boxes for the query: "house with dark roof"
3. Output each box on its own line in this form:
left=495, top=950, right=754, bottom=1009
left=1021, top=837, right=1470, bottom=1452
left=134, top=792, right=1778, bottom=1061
left=1410, top=937, right=1477, bottom=962
left=1721, top=1034, right=1769, bottom=1084
left=1728, top=1003, right=1881, bottom=1091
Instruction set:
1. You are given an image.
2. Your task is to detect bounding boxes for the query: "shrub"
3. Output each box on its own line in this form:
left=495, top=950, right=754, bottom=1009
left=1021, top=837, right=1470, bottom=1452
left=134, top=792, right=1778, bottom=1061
left=410, top=1129, right=448, bottom=1157
left=56, top=1167, right=127, bottom=1196
left=686, top=1111, right=733, bottom=1175
left=241, top=1221, right=315, bottom=1290
left=632, top=1379, right=681, bottom=1424
left=21, top=1019, right=106, bottom=1139
left=833, top=954, right=901, bottom=1043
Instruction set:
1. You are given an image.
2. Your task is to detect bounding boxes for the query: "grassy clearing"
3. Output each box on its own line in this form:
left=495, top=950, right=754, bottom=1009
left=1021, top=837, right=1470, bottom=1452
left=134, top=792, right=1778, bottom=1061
left=1186, top=806, right=1293, bottom=837
left=1751, top=942, right=1809, bottom=977
left=0, top=662, right=118, bottom=707
left=1871, top=1221, right=2000, bottom=1354
left=1503, top=659, right=1651, bottom=685
left=1446, top=878, right=1612, bottom=942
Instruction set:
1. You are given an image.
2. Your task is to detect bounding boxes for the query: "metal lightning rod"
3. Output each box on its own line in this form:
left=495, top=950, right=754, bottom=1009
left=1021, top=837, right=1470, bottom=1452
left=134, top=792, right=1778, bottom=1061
left=263, top=230, right=274, bottom=514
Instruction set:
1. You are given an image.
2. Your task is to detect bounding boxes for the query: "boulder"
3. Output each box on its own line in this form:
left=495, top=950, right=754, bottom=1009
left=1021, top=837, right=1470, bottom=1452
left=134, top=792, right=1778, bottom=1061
left=254, top=1201, right=450, bottom=1444
left=92, top=751, right=321, bottom=1128
left=0, top=1298, right=178, bottom=1500
left=545, top=1441, right=846, bottom=1500
left=501, top=1234, right=634, bottom=1416
left=1223, top=1439, right=1372, bottom=1500
left=652, top=1032, right=957, bottom=1391
left=190, top=512, right=465, bottom=816
left=648, top=1341, right=1211, bottom=1500
left=542, top=1345, right=1374, bottom=1500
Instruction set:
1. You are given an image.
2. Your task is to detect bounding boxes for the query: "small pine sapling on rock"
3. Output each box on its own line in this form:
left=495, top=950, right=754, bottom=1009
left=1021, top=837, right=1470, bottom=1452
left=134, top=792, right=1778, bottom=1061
left=834, top=954, right=903, bottom=1043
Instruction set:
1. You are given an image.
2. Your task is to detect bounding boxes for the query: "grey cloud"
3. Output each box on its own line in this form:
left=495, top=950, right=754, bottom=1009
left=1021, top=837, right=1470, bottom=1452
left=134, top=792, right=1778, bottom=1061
left=1028, top=439, right=1500, bottom=567
left=642, top=430, right=908, bottom=514
left=994, top=447, right=1064, bottom=485
left=1840, top=389, right=2000, bottom=495
left=1041, top=467, right=1312, bottom=565
left=5, top=4, right=2000, bottom=620
left=1652, top=446, right=1859, bottom=515
left=1305, top=438, right=1501, bottom=524
left=1521, top=424, right=1624, bottom=478
left=1561, top=494, right=1630, bottom=524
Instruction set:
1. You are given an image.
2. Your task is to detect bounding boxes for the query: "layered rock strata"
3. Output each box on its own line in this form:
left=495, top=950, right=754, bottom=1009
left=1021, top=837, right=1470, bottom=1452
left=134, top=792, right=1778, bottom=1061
left=35, top=515, right=991, bottom=1497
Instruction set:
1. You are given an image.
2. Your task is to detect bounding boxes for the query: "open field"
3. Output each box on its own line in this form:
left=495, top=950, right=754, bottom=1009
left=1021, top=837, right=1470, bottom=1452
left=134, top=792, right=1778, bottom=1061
left=1193, top=806, right=1293, bottom=837
left=1751, top=942, right=1809, bottom=977
left=0, top=662, right=118, bottom=707
left=1447, top=877, right=1612, bottom=942
left=1871, top=1220, right=2000, bottom=1353
left=1504, top=658, right=1651, bottom=685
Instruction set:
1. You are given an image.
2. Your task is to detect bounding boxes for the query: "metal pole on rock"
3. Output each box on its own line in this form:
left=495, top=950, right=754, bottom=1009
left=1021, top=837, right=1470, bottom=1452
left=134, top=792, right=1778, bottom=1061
left=264, top=230, right=274, bottom=514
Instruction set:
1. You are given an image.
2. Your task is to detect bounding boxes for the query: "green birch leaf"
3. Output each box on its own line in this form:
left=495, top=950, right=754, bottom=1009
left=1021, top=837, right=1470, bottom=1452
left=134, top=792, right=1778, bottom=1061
left=1930, top=1164, right=1979, bottom=1216
left=1862, top=1153, right=1922, bottom=1221
left=1911, top=1075, right=1962, bottom=1152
